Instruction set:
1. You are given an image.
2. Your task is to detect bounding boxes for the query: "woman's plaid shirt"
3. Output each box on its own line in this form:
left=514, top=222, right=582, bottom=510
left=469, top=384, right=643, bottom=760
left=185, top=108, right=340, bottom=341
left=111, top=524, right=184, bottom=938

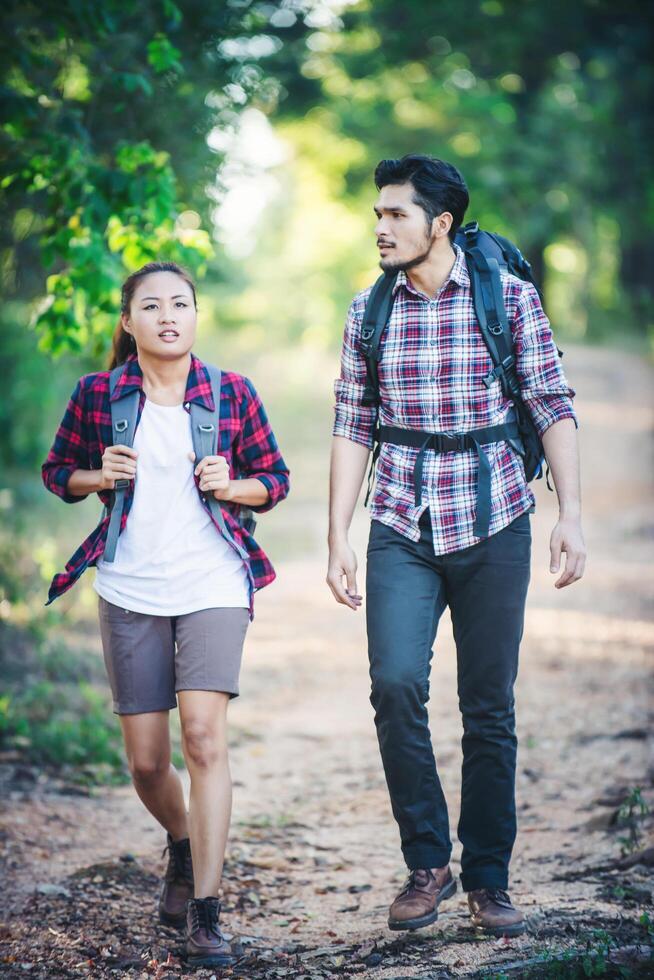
left=42, top=353, right=290, bottom=614
left=333, top=243, right=577, bottom=553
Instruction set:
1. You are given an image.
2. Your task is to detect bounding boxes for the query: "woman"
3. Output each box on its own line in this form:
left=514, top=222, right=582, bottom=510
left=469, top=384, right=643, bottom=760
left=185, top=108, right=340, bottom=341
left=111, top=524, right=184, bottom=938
left=42, top=261, right=290, bottom=967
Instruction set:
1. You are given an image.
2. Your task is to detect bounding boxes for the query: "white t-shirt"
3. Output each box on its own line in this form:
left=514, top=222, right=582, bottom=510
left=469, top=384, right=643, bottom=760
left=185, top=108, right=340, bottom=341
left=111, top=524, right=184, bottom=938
left=94, top=399, right=250, bottom=615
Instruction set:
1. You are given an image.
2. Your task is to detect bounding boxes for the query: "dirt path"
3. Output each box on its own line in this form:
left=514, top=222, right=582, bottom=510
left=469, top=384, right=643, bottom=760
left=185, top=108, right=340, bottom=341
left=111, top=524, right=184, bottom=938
left=1, top=345, right=653, bottom=978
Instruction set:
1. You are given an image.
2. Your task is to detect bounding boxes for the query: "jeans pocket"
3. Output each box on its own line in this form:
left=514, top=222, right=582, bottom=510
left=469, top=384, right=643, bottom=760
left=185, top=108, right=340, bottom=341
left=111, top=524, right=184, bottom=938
left=505, top=512, right=531, bottom=536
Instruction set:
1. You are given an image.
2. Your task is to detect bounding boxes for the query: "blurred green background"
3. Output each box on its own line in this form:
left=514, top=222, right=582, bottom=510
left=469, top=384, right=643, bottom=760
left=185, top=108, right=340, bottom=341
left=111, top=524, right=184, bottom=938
left=0, top=0, right=651, bottom=782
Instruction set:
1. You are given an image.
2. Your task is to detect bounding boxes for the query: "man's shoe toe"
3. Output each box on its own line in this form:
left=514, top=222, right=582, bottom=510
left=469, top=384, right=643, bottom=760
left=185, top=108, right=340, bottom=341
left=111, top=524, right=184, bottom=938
left=467, top=888, right=525, bottom=937
left=388, top=867, right=456, bottom=932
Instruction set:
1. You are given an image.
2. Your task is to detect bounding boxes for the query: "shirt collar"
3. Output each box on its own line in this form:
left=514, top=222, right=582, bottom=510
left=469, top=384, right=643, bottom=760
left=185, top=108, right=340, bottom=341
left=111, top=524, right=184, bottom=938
left=392, top=241, right=469, bottom=299
left=109, top=352, right=216, bottom=411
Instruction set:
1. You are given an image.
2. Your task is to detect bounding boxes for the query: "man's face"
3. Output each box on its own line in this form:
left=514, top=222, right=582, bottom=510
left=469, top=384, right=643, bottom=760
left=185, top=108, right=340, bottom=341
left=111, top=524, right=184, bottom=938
left=374, top=182, right=439, bottom=272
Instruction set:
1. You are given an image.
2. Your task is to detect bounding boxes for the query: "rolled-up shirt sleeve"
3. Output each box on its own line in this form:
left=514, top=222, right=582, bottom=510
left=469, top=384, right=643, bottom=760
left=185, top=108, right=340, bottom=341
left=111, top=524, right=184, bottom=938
left=333, top=297, right=377, bottom=449
left=235, top=377, right=290, bottom=513
left=41, top=378, right=90, bottom=503
left=513, top=282, right=578, bottom=437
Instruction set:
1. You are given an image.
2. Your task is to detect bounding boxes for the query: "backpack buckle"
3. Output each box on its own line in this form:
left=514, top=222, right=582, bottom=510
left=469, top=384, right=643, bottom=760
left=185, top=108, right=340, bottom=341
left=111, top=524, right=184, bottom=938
left=114, top=419, right=129, bottom=433
left=199, top=423, right=215, bottom=433
left=483, top=365, right=501, bottom=388
left=483, top=355, right=517, bottom=390
left=437, top=433, right=466, bottom=452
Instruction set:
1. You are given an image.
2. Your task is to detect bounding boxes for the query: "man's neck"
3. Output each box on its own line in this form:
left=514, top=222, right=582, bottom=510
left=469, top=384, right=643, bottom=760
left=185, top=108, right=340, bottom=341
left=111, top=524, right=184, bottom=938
left=405, top=241, right=457, bottom=300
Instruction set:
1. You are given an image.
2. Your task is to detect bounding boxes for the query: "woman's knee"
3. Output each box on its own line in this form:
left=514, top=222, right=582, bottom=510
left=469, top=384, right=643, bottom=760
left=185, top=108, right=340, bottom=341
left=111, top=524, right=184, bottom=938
left=181, top=718, right=227, bottom=770
left=129, top=754, right=170, bottom=784
left=120, top=711, right=171, bottom=783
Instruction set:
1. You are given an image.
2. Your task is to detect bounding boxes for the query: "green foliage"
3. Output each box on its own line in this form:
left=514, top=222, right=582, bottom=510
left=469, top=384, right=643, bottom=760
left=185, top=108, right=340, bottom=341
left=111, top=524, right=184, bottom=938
left=254, top=0, right=652, bottom=345
left=2, top=0, right=651, bottom=373
left=147, top=33, right=184, bottom=75
left=481, top=925, right=653, bottom=978
left=0, top=516, right=127, bottom=785
left=0, top=678, right=127, bottom=777
left=617, top=786, right=650, bottom=856
left=0, top=0, right=315, bottom=357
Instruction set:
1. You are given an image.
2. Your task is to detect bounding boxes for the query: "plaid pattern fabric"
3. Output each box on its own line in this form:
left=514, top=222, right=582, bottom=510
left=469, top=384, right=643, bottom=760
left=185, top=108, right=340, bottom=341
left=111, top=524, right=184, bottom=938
left=333, top=242, right=577, bottom=553
left=42, top=352, right=290, bottom=615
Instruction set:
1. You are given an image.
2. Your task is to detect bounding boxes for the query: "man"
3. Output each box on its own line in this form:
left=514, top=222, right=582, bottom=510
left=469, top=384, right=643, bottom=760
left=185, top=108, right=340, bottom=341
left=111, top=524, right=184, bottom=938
left=327, top=155, right=585, bottom=937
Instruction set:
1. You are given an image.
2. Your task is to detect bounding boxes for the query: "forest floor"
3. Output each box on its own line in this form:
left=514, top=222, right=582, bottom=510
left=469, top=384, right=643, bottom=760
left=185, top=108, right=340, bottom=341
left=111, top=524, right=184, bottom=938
left=1, top=344, right=653, bottom=979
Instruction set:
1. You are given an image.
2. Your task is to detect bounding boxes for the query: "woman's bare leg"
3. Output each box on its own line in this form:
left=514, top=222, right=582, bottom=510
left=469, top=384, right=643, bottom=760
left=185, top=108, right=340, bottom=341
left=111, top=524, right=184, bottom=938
left=119, top=710, right=189, bottom=841
left=177, top=691, right=231, bottom=898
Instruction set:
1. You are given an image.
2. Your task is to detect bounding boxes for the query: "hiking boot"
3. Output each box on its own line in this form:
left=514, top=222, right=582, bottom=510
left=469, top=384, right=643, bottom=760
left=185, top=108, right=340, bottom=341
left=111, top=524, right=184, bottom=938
left=158, top=833, right=194, bottom=928
left=388, top=865, right=457, bottom=931
left=185, top=897, right=235, bottom=968
left=467, top=888, right=526, bottom=937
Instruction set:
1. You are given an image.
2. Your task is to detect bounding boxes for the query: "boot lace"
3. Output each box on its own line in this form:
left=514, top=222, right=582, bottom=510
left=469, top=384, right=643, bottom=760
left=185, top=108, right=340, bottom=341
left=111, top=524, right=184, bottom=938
left=399, top=868, right=434, bottom=896
left=161, top=838, right=193, bottom=883
left=189, top=898, right=222, bottom=938
left=485, top=888, right=513, bottom=909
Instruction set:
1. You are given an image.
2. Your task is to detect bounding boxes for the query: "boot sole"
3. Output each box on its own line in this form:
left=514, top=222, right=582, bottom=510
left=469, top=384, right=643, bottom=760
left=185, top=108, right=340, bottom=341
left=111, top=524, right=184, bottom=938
left=186, top=953, right=235, bottom=967
left=388, top=877, right=457, bottom=931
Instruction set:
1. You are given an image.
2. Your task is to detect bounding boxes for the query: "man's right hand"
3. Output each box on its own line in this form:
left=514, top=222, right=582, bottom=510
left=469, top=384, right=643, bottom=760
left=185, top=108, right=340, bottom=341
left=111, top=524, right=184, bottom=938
left=100, top=444, right=138, bottom=490
left=326, top=540, right=363, bottom=610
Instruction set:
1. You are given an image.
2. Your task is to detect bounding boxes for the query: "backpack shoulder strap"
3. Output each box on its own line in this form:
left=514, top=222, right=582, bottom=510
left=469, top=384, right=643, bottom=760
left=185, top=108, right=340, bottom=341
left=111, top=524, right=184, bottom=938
left=360, top=272, right=398, bottom=409
left=104, top=365, right=140, bottom=562
left=465, top=243, right=553, bottom=481
left=464, top=245, right=520, bottom=400
left=189, top=363, right=255, bottom=547
left=359, top=272, right=398, bottom=507
left=108, top=365, right=140, bottom=448
left=189, top=364, right=221, bottom=464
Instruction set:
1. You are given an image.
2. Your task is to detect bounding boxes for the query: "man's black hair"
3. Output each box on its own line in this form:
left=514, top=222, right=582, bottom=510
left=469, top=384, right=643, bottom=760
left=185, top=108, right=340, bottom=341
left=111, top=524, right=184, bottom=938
left=374, top=154, right=469, bottom=241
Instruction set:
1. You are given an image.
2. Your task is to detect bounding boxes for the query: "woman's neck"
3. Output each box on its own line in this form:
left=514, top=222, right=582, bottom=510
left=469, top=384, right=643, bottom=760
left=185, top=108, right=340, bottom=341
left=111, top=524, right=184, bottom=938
left=138, top=350, right=191, bottom=406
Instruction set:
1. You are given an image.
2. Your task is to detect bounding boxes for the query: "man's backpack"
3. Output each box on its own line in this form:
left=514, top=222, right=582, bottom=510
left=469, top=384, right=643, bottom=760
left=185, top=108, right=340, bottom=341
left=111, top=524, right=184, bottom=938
left=359, top=220, right=556, bottom=533
left=103, top=363, right=255, bottom=563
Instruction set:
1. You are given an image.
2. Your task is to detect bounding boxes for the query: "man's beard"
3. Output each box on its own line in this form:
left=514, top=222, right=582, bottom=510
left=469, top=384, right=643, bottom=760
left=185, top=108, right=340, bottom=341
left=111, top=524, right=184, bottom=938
left=379, top=236, right=434, bottom=273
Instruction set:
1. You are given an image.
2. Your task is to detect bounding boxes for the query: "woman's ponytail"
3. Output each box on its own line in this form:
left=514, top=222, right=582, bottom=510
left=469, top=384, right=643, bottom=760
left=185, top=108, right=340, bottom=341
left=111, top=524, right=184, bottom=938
left=108, top=321, right=136, bottom=370
left=107, top=261, right=197, bottom=369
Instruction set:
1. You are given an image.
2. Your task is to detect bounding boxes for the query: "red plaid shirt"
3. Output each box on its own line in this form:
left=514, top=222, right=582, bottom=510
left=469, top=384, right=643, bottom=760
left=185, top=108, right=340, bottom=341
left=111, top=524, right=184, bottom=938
left=333, top=242, right=577, bottom=553
left=42, top=352, right=290, bottom=615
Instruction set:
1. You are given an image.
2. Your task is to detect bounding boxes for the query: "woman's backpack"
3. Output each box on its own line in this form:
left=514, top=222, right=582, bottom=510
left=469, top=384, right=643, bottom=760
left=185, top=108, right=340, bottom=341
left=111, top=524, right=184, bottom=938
left=103, top=363, right=256, bottom=563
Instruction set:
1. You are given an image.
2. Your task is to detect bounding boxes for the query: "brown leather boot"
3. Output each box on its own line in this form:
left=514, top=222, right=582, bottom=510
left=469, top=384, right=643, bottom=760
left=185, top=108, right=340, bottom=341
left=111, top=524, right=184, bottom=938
left=467, top=888, right=526, bottom=937
left=158, top=833, right=194, bottom=928
left=185, top=897, right=235, bottom=967
left=388, top=865, right=457, bottom=931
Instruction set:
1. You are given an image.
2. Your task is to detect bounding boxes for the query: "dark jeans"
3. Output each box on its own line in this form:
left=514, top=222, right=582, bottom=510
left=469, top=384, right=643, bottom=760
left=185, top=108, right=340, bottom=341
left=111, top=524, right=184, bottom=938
left=366, top=510, right=531, bottom=891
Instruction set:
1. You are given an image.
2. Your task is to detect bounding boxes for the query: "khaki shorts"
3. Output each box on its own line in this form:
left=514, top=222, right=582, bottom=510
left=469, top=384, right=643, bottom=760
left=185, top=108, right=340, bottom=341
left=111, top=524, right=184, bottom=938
left=98, top=597, right=249, bottom=715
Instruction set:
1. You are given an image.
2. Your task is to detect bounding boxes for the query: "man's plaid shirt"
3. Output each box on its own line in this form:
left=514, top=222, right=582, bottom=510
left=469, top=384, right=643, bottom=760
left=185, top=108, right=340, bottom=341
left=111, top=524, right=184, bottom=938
left=333, top=242, right=577, bottom=553
left=42, top=352, right=290, bottom=615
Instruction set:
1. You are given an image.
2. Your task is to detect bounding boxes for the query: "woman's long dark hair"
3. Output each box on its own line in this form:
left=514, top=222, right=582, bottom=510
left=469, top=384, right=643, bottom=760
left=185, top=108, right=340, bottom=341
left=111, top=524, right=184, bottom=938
left=109, top=261, right=198, bottom=369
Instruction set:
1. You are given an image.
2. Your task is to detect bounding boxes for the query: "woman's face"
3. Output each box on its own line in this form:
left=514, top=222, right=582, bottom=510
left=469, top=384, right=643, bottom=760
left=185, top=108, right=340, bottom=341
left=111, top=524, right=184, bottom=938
left=122, top=271, right=197, bottom=360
